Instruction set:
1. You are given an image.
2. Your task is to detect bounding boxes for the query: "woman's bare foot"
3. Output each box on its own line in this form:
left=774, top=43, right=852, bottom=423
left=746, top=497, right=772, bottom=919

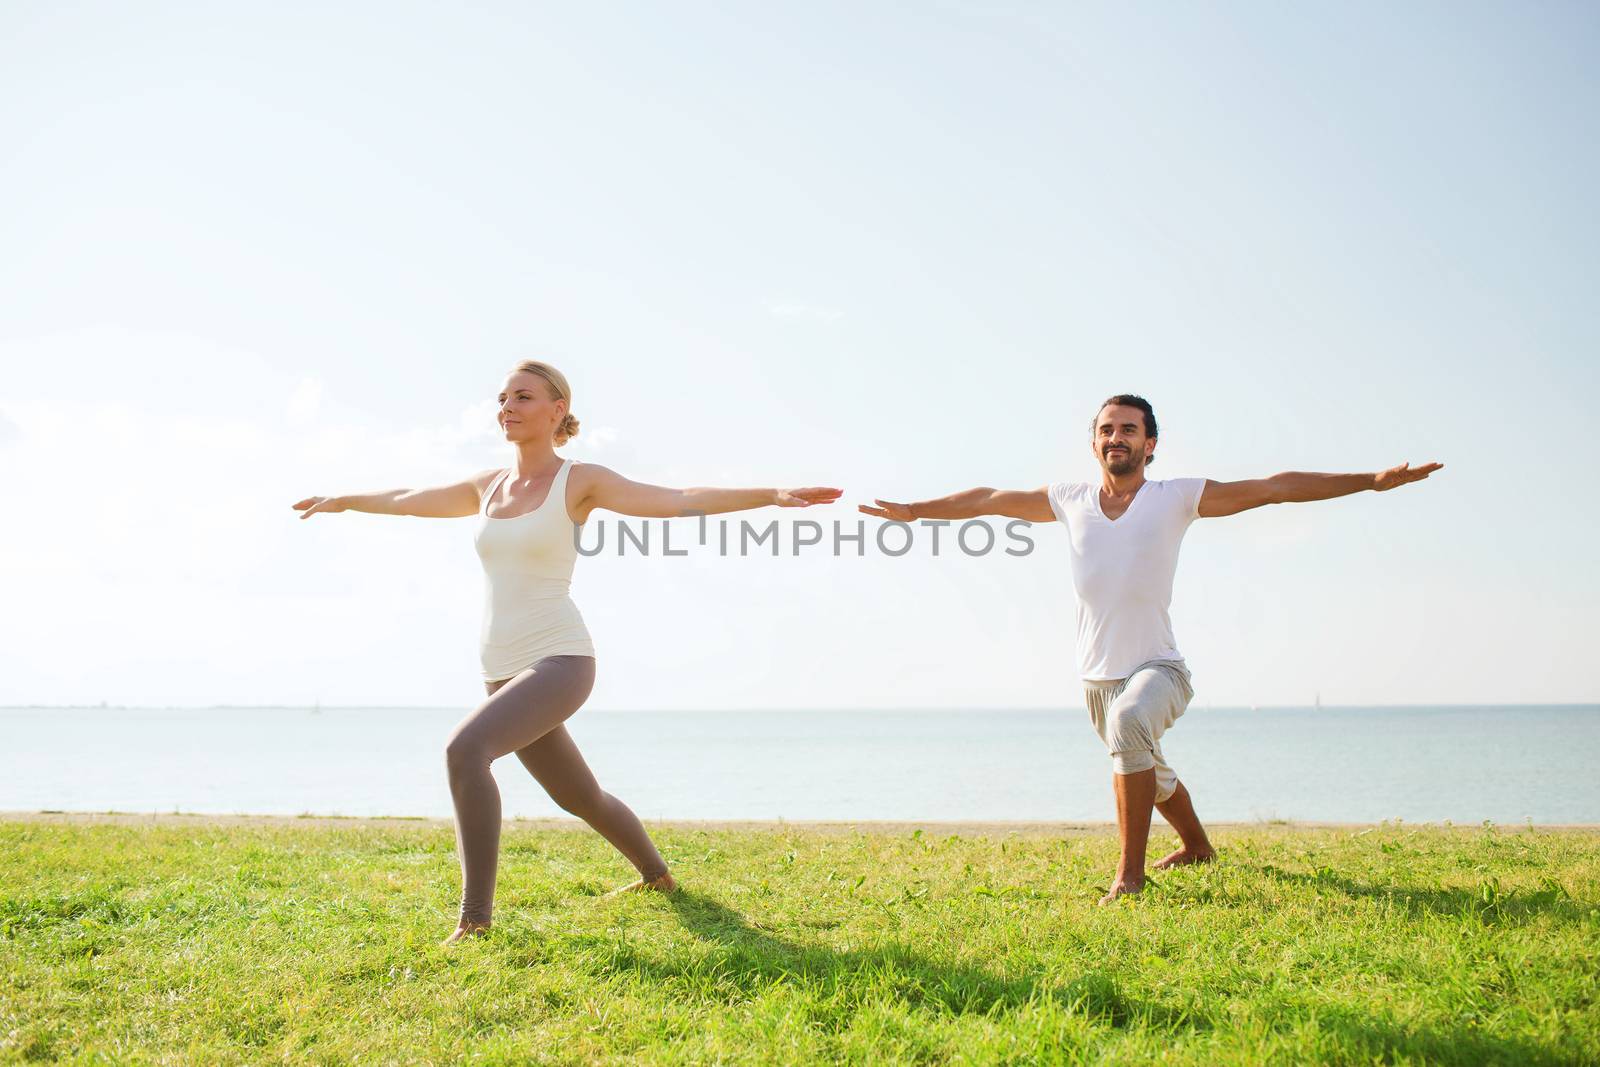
left=1098, top=877, right=1145, bottom=905
left=1154, top=846, right=1216, bottom=870
left=603, top=871, right=677, bottom=898
left=440, top=921, right=491, bottom=946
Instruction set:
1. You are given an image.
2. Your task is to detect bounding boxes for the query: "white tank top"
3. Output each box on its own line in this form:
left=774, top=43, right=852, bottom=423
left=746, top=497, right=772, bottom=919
left=474, top=458, right=595, bottom=681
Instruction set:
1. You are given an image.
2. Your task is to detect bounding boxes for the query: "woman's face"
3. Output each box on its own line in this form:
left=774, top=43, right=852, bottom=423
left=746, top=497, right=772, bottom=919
left=496, top=372, right=566, bottom=444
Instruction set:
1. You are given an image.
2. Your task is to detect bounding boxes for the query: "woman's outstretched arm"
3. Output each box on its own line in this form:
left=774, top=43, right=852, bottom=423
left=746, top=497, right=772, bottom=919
left=293, top=469, right=500, bottom=519
left=572, top=465, right=841, bottom=523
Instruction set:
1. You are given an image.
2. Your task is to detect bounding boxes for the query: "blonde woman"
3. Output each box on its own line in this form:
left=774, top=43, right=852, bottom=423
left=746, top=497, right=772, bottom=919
left=293, top=361, right=841, bottom=944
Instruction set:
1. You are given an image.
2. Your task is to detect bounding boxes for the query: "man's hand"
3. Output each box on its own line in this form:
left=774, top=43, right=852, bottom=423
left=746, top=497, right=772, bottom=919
left=858, top=499, right=917, bottom=521
left=1374, top=462, right=1443, bottom=492
left=292, top=495, right=350, bottom=519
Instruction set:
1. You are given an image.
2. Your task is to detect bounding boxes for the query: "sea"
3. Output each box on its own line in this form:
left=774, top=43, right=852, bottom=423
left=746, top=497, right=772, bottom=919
left=2, top=705, right=1596, bottom=825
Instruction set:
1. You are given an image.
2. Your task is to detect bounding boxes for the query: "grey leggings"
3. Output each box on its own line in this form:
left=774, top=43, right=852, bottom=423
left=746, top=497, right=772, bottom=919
left=444, top=655, right=669, bottom=925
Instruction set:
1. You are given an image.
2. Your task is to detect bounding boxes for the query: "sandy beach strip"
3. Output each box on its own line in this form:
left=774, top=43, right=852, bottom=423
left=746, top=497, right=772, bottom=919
left=4, top=811, right=1596, bottom=834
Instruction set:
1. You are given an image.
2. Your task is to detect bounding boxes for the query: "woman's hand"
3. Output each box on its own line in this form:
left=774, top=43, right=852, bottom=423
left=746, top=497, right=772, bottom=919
left=292, top=496, right=350, bottom=519
left=776, top=487, right=844, bottom=508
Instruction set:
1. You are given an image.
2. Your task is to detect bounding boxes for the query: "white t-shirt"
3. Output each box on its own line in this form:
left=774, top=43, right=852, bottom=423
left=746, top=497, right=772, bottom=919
left=1046, top=477, right=1208, bottom=681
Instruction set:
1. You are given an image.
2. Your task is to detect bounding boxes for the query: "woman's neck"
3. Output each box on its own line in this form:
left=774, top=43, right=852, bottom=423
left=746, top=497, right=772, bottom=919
left=511, top=442, right=561, bottom=480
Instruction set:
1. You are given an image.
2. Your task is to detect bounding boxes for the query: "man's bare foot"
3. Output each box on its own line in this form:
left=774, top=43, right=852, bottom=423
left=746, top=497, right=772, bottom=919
left=1154, top=847, right=1216, bottom=870
left=1098, top=878, right=1145, bottom=905
left=603, top=871, right=677, bottom=898
left=440, top=921, right=490, bottom=946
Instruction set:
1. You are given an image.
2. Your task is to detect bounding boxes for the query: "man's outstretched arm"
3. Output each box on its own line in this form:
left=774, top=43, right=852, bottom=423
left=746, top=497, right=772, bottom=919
left=1198, top=462, right=1443, bottom=519
left=859, top=486, right=1055, bottom=522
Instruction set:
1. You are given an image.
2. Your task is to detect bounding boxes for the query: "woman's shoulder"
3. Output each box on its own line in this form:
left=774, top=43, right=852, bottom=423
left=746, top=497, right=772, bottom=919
left=473, top=467, right=508, bottom=486
left=469, top=468, right=509, bottom=499
left=566, top=459, right=621, bottom=488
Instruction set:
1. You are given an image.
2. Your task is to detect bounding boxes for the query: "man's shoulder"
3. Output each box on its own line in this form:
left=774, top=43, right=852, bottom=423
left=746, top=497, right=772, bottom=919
left=1046, top=480, right=1094, bottom=510
left=1044, top=480, right=1091, bottom=525
left=1149, top=476, right=1209, bottom=517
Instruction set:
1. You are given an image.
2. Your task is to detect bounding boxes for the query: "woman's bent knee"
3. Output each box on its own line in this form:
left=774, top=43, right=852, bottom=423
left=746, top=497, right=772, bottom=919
left=445, top=730, right=489, bottom=780
left=553, top=786, right=605, bottom=821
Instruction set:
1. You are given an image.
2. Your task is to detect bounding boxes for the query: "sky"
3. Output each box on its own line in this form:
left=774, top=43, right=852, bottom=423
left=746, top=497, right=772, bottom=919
left=1, top=1, right=1596, bottom=710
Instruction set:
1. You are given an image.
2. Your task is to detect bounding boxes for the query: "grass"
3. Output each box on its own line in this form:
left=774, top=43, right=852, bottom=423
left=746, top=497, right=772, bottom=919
left=2, top=818, right=1597, bottom=1065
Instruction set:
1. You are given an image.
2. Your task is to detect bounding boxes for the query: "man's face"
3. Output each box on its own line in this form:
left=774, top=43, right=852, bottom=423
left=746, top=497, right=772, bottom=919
left=1091, top=404, right=1154, bottom=476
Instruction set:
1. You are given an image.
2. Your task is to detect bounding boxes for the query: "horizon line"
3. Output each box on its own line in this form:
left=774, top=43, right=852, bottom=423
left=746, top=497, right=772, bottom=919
left=3, top=702, right=1597, bottom=712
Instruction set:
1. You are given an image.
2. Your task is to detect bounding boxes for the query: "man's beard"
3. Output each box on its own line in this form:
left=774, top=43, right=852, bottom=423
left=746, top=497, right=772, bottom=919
left=1102, top=448, right=1141, bottom=475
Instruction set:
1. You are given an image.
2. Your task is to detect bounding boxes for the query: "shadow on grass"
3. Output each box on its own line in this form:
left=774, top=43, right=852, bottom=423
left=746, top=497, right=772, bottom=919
left=1313, top=1009, right=1586, bottom=1067
left=577, top=889, right=1199, bottom=1031
left=573, top=892, right=1583, bottom=1064
left=1257, top=865, right=1593, bottom=926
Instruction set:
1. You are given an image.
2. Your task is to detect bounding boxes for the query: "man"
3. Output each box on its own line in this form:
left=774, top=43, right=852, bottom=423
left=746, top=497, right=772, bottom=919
left=861, top=394, right=1441, bottom=903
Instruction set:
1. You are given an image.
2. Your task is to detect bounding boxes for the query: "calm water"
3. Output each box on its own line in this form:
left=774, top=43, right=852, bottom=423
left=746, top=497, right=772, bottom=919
left=2, top=705, right=1596, bottom=824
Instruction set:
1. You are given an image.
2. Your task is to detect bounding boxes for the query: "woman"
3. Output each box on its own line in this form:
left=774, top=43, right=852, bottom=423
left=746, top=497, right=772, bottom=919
left=293, top=361, right=840, bottom=944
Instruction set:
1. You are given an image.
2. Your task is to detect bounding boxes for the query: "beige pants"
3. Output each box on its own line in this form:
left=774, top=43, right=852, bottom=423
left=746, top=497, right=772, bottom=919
left=1082, top=659, right=1194, bottom=804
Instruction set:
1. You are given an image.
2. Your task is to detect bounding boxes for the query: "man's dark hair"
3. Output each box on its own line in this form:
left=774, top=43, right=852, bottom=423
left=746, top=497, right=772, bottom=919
left=1091, top=394, right=1158, bottom=466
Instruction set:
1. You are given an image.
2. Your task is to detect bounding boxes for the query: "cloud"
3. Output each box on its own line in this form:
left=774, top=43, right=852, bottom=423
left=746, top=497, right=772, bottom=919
left=0, top=390, right=514, bottom=584
left=456, top=398, right=501, bottom=443
left=286, top=377, right=324, bottom=424
left=572, top=425, right=621, bottom=451
left=762, top=299, right=844, bottom=323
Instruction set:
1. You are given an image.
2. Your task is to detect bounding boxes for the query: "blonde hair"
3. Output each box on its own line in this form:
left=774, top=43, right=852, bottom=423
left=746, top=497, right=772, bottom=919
left=510, top=360, right=580, bottom=446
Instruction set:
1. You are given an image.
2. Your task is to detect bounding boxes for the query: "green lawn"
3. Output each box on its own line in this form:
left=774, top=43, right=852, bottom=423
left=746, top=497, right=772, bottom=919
left=3, top=818, right=1596, bottom=1065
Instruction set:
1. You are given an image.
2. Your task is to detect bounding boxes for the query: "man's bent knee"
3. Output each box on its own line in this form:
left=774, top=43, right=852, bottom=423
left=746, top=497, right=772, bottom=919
left=1111, top=749, right=1157, bottom=776
left=1154, top=774, right=1178, bottom=804
left=1106, top=706, right=1155, bottom=755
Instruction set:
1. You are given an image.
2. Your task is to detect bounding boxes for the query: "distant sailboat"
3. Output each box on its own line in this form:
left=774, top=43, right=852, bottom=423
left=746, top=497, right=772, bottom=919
left=1314, top=692, right=1322, bottom=710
